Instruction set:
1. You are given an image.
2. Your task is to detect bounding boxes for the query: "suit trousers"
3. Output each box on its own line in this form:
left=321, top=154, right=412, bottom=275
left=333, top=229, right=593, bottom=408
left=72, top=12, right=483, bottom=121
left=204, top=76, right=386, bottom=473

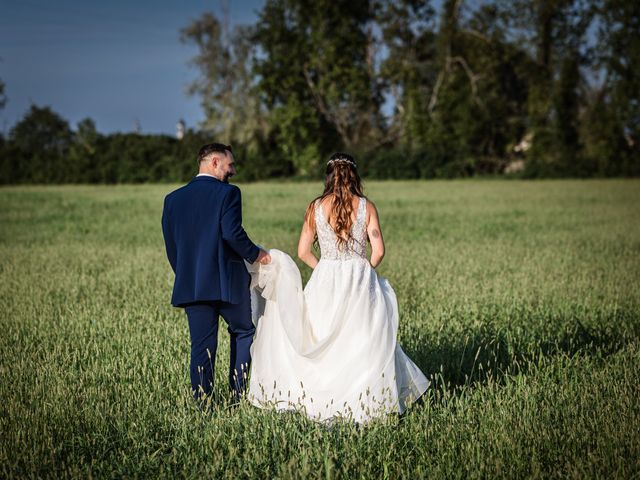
left=184, top=288, right=255, bottom=401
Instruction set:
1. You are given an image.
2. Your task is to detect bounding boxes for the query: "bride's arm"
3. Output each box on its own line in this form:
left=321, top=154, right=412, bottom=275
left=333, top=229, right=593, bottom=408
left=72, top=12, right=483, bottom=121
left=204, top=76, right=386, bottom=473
left=366, top=201, right=385, bottom=268
left=297, top=210, right=319, bottom=269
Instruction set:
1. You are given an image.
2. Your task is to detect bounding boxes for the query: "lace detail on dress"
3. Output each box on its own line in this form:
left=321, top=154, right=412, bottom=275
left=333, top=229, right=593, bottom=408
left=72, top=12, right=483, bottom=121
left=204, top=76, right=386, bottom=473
left=315, top=197, right=367, bottom=260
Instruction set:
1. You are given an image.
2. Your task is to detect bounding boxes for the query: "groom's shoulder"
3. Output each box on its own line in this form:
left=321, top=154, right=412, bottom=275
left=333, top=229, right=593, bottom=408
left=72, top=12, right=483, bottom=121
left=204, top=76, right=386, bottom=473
left=214, top=181, right=242, bottom=198
left=164, top=179, right=239, bottom=202
left=204, top=180, right=239, bottom=198
left=223, top=182, right=241, bottom=195
left=163, top=181, right=203, bottom=207
left=164, top=182, right=191, bottom=202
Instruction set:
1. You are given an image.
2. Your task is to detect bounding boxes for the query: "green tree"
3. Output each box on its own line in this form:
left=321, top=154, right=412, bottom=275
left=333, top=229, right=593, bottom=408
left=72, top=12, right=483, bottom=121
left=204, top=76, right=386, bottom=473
left=67, top=118, right=100, bottom=182
left=253, top=0, right=381, bottom=174
left=501, top=0, right=595, bottom=176
left=379, top=1, right=533, bottom=176
left=378, top=0, right=437, bottom=150
left=0, top=77, right=6, bottom=111
left=181, top=13, right=267, bottom=147
left=587, top=0, right=640, bottom=175
left=553, top=51, right=583, bottom=175
left=8, top=105, right=72, bottom=183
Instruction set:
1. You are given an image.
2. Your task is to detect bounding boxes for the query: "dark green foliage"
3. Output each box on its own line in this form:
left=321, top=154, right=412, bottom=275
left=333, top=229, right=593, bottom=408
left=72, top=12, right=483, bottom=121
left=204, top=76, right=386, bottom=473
left=0, top=107, right=212, bottom=184
left=6, top=105, right=73, bottom=183
left=1, top=1, right=639, bottom=183
left=251, top=0, right=379, bottom=174
left=587, top=0, right=640, bottom=176
left=0, top=77, right=6, bottom=110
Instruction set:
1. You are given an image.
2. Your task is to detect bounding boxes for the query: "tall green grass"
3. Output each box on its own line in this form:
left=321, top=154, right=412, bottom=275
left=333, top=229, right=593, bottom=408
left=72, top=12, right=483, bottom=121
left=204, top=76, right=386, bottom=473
left=1, top=180, right=639, bottom=478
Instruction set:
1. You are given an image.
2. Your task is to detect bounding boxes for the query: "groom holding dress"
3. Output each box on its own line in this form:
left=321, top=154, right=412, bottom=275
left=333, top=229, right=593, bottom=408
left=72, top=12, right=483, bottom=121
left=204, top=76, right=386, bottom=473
left=161, top=143, right=270, bottom=403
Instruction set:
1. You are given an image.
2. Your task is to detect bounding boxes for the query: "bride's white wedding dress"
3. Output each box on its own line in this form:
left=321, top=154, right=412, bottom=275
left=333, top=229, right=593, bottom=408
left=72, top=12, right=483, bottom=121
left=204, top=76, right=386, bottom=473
left=246, top=197, right=429, bottom=423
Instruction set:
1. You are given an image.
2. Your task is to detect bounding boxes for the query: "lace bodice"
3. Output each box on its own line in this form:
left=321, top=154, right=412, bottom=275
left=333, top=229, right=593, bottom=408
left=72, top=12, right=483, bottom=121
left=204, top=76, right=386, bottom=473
left=315, top=197, right=367, bottom=260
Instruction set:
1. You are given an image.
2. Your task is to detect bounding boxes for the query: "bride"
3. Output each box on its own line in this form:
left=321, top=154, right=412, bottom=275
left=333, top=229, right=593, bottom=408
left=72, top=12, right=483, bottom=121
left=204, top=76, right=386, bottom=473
left=246, top=153, right=429, bottom=423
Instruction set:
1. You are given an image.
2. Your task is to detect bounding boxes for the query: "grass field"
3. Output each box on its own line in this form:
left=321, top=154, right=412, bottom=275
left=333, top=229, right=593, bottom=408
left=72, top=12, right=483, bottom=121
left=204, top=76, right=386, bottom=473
left=1, top=179, right=639, bottom=478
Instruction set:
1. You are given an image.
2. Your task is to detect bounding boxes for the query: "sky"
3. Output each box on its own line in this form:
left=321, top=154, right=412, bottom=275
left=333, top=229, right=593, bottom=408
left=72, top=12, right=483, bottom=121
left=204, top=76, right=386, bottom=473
left=0, top=0, right=265, bottom=136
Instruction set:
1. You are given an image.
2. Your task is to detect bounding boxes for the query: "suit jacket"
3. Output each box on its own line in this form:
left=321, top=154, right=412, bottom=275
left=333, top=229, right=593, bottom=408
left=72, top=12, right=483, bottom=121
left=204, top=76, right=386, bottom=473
left=161, top=176, right=260, bottom=307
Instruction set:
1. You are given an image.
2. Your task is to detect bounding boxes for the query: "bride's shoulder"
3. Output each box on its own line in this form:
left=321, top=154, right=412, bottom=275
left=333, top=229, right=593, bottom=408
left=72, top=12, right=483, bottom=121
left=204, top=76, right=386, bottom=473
left=304, top=196, right=324, bottom=226
left=363, top=196, right=377, bottom=211
left=363, top=197, right=380, bottom=222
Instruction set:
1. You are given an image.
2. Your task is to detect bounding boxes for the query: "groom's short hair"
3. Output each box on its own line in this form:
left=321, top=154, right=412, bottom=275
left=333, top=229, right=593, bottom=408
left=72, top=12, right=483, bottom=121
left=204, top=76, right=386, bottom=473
left=198, top=143, right=232, bottom=163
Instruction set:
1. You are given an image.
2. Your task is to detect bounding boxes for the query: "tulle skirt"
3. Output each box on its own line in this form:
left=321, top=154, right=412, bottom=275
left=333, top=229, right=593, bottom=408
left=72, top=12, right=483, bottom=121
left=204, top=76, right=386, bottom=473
left=247, top=250, right=429, bottom=423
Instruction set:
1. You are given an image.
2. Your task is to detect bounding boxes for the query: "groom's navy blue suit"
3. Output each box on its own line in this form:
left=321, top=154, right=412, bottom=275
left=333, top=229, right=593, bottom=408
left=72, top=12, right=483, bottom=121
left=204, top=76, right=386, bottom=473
left=162, top=175, right=260, bottom=400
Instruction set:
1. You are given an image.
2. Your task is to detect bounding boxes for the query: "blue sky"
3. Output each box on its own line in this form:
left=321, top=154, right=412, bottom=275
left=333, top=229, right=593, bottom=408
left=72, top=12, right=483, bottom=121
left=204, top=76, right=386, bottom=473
left=0, top=0, right=264, bottom=135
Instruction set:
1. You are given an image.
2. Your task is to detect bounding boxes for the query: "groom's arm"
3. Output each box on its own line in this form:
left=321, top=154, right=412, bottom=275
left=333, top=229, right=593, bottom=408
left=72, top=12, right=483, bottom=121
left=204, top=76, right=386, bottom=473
left=161, top=197, right=177, bottom=273
left=221, top=186, right=260, bottom=263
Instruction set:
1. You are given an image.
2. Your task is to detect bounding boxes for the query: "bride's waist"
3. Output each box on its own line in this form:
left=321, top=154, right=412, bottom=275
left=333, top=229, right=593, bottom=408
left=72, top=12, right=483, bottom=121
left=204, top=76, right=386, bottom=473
left=318, top=255, right=369, bottom=263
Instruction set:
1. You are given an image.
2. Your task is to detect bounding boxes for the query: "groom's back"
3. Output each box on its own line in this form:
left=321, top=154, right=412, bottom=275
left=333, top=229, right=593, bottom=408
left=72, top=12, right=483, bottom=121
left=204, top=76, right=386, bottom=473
left=167, top=178, right=228, bottom=239
left=162, top=176, right=240, bottom=306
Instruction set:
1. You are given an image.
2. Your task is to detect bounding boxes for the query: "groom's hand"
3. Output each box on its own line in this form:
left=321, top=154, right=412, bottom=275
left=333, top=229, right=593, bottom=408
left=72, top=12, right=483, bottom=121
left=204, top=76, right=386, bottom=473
left=256, top=249, right=271, bottom=265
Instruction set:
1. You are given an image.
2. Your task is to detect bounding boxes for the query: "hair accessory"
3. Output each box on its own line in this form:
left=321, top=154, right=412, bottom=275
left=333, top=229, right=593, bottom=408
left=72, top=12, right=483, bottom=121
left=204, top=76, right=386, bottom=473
left=327, top=157, right=357, bottom=168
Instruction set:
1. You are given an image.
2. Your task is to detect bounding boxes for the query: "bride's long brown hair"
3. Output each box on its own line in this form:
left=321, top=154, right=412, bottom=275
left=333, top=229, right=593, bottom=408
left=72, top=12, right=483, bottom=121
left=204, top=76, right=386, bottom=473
left=305, top=152, right=365, bottom=250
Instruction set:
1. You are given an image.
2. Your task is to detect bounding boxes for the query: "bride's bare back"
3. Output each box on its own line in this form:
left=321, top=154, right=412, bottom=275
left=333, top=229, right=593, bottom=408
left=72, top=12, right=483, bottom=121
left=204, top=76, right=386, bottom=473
left=318, top=194, right=362, bottom=231
left=298, top=194, right=385, bottom=269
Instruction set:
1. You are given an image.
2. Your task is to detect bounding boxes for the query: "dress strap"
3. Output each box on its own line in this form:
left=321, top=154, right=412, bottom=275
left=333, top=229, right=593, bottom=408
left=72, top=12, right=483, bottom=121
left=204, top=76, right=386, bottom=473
left=316, top=197, right=365, bottom=227
left=314, top=199, right=325, bottom=225
left=358, top=197, right=366, bottom=223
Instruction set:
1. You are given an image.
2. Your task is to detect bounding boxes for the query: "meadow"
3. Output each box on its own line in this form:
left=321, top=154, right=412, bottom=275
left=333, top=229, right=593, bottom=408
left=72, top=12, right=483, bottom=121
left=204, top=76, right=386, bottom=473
left=0, top=179, right=639, bottom=478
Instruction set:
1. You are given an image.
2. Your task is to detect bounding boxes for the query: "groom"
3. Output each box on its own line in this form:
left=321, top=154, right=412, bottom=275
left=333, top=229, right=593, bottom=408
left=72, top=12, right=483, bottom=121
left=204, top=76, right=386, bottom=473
left=161, top=143, right=270, bottom=403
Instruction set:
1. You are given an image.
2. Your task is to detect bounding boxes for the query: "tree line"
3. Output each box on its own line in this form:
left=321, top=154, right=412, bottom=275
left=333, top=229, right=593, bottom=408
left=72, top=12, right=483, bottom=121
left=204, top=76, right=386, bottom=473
left=1, top=0, right=638, bottom=184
